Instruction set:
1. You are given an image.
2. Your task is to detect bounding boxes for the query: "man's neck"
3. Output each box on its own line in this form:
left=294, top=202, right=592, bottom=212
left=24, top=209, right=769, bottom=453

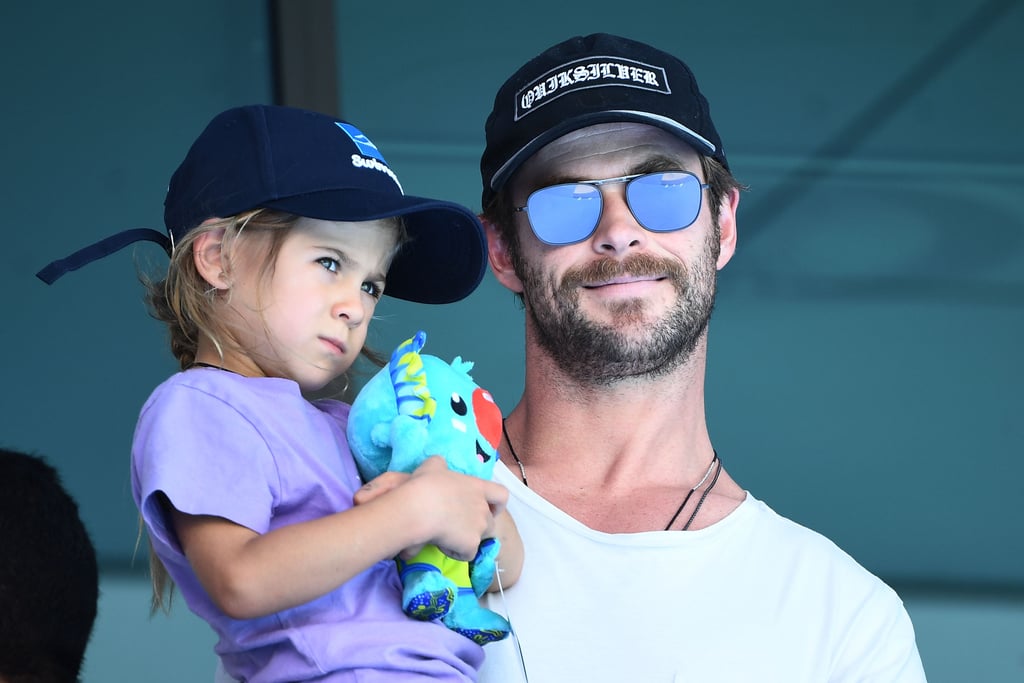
left=499, top=335, right=747, bottom=532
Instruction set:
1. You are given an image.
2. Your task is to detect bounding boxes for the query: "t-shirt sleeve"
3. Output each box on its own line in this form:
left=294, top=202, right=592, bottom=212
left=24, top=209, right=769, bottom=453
left=831, top=580, right=928, bottom=682
left=132, top=381, right=280, bottom=553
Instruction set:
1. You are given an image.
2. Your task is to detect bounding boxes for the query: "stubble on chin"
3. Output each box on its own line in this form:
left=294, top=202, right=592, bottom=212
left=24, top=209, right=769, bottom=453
left=520, top=245, right=717, bottom=386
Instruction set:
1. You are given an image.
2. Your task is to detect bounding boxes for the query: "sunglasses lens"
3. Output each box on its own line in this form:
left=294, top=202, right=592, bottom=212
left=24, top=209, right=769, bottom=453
left=525, top=183, right=602, bottom=245
left=627, top=172, right=703, bottom=232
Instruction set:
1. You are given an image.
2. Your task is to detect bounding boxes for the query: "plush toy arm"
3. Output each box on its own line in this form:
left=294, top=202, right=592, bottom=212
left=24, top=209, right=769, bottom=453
left=347, top=422, right=391, bottom=481
left=353, top=415, right=430, bottom=481
left=468, top=537, right=501, bottom=597
left=387, top=415, right=431, bottom=473
left=368, top=421, right=391, bottom=449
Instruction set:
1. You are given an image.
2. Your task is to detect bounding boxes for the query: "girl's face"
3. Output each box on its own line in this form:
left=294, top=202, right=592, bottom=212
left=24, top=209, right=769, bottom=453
left=221, top=217, right=398, bottom=392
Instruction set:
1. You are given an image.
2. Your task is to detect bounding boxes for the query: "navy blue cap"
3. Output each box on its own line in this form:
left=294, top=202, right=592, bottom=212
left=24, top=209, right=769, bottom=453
left=481, top=33, right=728, bottom=208
left=38, top=105, right=487, bottom=305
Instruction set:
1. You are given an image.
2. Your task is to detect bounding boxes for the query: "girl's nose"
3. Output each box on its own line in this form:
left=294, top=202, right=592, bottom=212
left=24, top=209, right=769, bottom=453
left=331, top=286, right=366, bottom=327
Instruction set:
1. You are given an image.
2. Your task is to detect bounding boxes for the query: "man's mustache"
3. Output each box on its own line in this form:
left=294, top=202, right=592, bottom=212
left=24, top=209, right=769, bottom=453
left=560, top=254, right=686, bottom=290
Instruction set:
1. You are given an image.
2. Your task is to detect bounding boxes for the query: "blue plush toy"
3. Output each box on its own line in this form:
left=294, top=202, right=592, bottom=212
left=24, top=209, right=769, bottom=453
left=346, top=331, right=511, bottom=645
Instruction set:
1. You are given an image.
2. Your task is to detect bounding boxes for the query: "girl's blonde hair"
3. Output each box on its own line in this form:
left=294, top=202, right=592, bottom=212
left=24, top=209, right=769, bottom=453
left=141, top=208, right=405, bottom=612
left=145, top=208, right=290, bottom=370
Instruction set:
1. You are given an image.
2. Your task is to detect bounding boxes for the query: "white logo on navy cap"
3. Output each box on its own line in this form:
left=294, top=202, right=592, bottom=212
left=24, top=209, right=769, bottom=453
left=515, top=56, right=671, bottom=121
left=336, top=122, right=404, bottom=193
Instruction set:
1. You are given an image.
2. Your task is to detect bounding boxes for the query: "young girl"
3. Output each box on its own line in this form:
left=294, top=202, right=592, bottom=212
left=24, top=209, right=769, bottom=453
left=37, top=105, right=523, bottom=682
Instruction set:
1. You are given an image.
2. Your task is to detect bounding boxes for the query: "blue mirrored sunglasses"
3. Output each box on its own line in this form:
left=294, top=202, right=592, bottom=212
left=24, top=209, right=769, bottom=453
left=515, top=171, right=710, bottom=246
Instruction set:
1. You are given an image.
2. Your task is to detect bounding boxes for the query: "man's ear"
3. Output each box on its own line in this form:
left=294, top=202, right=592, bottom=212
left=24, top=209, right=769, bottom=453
left=192, top=224, right=230, bottom=289
left=715, top=188, right=740, bottom=270
left=481, top=215, right=524, bottom=294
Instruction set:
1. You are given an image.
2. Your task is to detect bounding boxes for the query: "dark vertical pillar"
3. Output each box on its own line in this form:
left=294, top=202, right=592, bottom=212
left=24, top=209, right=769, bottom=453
left=268, top=0, right=340, bottom=115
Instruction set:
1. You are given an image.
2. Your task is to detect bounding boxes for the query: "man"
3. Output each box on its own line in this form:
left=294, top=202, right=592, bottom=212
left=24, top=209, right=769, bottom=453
left=0, top=448, right=99, bottom=683
left=476, top=33, right=926, bottom=682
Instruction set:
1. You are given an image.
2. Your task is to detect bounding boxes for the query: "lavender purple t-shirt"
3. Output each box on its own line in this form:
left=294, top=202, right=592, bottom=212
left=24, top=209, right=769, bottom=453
left=131, top=369, right=483, bottom=682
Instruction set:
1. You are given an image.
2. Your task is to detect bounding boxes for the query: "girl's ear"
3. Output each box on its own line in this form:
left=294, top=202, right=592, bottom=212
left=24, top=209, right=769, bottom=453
left=192, top=225, right=230, bottom=289
left=481, top=215, right=524, bottom=294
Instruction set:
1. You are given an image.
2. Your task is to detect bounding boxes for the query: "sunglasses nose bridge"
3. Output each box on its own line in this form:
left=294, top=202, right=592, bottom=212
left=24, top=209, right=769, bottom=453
left=588, top=175, right=634, bottom=206
left=589, top=179, right=649, bottom=249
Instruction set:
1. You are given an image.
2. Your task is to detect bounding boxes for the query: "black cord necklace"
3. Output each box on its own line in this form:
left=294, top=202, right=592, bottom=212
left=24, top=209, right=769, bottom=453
left=663, top=452, right=721, bottom=531
left=502, top=419, right=529, bottom=487
left=187, top=361, right=241, bottom=375
left=501, top=419, right=722, bottom=531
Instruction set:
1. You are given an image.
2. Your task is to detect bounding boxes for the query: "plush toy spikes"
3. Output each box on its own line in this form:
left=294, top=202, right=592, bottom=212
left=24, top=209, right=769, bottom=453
left=390, top=331, right=437, bottom=421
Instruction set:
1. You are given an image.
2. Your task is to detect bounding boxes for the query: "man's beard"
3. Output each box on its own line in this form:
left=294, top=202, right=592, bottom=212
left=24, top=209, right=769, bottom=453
left=515, top=233, right=719, bottom=386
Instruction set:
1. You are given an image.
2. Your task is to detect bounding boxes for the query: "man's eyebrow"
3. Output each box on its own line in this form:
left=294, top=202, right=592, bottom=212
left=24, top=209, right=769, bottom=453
left=630, top=155, right=692, bottom=175
left=527, top=170, right=579, bottom=189
left=533, top=154, right=692, bottom=188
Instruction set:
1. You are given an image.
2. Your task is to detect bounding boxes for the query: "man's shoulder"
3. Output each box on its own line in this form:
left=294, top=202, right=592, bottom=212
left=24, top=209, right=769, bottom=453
left=741, top=493, right=899, bottom=594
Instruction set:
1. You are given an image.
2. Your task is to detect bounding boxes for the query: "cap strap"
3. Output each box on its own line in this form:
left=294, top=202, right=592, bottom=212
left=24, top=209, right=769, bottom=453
left=36, top=228, right=172, bottom=284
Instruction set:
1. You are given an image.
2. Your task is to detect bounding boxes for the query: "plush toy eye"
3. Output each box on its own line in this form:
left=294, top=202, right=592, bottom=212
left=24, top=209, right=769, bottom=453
left=450, top=392, right=467, bottom=416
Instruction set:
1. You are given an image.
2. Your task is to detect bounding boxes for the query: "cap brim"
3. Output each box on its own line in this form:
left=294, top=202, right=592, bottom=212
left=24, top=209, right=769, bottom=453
left=265, top=190, right=487, bottom=304
left=490, top=111, right=720, bottom=194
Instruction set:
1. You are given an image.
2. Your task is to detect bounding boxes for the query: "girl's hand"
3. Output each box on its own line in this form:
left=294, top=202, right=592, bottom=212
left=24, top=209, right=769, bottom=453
left=354, top=456, right=508, bottom=561
left=408, top=456, right=508, bottom=561
left=353, top=470, right=410, bottom=505
left=353, top=470, right=425, bottom=559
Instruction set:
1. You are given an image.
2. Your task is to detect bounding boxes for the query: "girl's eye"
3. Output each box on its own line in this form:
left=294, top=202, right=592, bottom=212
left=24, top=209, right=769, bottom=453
left=316, top=257, right=340, bottom=273
left=362, top=281, right=383, bottom=299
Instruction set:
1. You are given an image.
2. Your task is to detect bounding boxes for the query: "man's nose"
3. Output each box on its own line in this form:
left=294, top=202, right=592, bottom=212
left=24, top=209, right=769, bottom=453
left=589, top=185, right=648, bottom=254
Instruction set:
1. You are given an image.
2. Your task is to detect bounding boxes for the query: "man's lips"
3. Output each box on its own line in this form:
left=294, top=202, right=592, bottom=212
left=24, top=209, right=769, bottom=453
left=582, top=274, right=666, bottom=288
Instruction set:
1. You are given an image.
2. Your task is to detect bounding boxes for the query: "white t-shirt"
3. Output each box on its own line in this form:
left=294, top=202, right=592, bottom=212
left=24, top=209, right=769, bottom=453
left=480, top=464, right=927, bottom=683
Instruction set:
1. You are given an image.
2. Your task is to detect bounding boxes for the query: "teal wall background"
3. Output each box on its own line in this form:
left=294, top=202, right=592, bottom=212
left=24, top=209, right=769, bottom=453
left=337, top=0, right=1024, bottom=590
left=2, top=1, right=1021, bottom=681
left=4, top=0, right=274, bottom=568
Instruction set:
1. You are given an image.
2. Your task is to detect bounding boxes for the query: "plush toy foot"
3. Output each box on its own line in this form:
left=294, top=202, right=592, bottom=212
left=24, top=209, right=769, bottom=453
left=443, top=587, right=511, bottom=645
left=400, top=564, right=455, bottom=621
